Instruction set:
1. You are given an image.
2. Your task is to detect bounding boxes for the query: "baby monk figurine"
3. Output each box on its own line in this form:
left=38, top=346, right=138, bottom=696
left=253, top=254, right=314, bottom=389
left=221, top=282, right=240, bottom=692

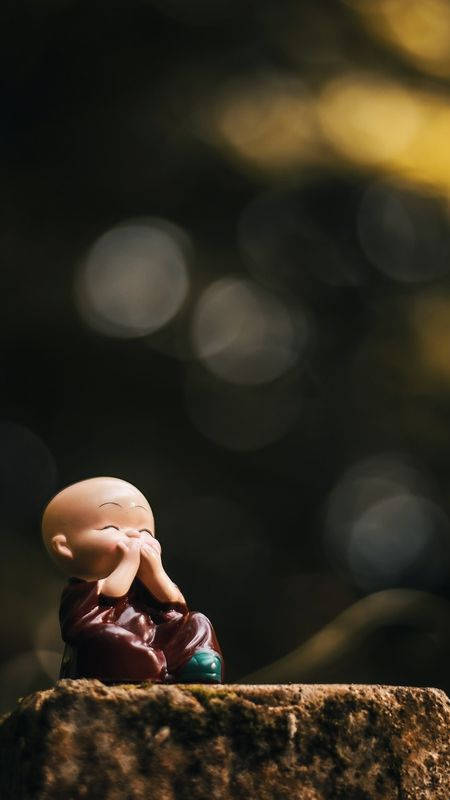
left=41, top=476, right=223, bottom=684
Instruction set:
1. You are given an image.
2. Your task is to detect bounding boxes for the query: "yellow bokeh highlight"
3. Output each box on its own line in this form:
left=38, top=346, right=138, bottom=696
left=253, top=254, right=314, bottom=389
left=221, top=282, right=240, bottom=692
left=203, top=76, right=323, bottom=172
left=349, top=0, right=450, bottom=79
left=399, top=104, right=450, bottom=195
left=317, top=74, right=450, bottom=197
left=411, top=295, right=450, bottom=383
left=317, top=74, right=423, bottom=165
left=202, top=69, right=450, bottom=197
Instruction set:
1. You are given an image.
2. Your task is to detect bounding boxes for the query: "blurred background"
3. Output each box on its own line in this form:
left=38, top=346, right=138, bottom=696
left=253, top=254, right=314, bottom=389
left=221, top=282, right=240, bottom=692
left=0, top=0, right=449, bottom=712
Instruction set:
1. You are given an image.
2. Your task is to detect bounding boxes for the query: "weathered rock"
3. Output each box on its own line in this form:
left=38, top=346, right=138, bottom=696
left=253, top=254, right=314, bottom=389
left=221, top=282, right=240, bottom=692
left=0, top=681, right=448, bottom=800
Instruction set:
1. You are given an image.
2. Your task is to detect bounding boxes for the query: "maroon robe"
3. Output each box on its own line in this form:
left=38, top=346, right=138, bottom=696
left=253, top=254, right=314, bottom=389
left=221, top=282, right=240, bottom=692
left=59, top=577, right=222, bottom=683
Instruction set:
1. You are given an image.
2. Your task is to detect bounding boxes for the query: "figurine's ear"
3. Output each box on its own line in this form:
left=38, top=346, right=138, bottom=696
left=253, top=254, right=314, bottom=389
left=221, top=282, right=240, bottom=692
left=51, top=534, right=74, bottom=562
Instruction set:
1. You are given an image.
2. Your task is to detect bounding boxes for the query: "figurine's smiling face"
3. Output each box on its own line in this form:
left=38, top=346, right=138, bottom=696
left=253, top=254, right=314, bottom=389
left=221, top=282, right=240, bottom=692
left=42, top=477, right=159, bottom=580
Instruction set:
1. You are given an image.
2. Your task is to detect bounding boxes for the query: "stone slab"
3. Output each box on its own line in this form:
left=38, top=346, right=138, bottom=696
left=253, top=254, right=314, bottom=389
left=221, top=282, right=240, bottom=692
left=0, top=680, right=448, bottom=799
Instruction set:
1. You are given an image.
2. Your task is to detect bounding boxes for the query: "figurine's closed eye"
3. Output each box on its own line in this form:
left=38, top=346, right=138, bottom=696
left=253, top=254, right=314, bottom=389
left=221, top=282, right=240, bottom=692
left=100, top=525, right=119, bottom=531
left=140, top=528, right=155, bottom=537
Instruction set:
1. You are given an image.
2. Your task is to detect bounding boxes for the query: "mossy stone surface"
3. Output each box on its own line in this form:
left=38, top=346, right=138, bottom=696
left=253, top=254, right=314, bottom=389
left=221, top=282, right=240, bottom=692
left=0, top=681, right=448, bottom=799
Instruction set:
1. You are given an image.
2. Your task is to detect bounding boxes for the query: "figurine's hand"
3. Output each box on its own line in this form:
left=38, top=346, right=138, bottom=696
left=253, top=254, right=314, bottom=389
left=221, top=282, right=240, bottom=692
left=98, top=540, right=141, bottom=598
left=138, top=539, right=163, bottom=574
left=136, top=537, right=186, bottom=605
left=116, top=539, right=141, bottom=562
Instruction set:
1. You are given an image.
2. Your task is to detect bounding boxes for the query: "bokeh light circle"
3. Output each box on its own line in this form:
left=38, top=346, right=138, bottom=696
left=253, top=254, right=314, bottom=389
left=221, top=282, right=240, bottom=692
left=348, top=0, right=450, bottom=80
left=191, top=277, right=306, bottom=385
left=206, top=72, right=319, bottom=172
left=358, top=181, right=450, bottom=283
left=75, top=218, right=190, bottom=339
left=324, top=454, right=450, bottom=591
left=0, top=422, right=57, bottom=530
left=348, top=494, right=443, bottom=590
left=184, top=364, right=302, bottom=451
left=317, top=74, right=422, bottom=165
left=238, top=184, right=371, bottom=291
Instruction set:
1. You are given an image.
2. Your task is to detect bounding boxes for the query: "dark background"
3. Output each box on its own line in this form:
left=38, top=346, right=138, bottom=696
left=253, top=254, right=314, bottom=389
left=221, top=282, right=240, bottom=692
left=0, top=0, right=449, bottom=712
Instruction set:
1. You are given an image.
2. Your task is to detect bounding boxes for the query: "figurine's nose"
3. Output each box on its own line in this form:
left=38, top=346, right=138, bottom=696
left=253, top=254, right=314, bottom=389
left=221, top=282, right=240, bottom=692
left=124, top=529, right=141, bottom=539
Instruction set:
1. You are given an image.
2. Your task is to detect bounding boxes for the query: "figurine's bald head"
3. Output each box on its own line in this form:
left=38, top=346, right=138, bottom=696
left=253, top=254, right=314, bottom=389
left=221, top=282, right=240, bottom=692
left=42, top=477, right=155, bottom=580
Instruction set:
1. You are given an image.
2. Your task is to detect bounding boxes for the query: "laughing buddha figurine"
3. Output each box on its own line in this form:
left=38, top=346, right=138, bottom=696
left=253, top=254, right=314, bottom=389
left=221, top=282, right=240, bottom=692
left=41, top=477, right=223, bottom=684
